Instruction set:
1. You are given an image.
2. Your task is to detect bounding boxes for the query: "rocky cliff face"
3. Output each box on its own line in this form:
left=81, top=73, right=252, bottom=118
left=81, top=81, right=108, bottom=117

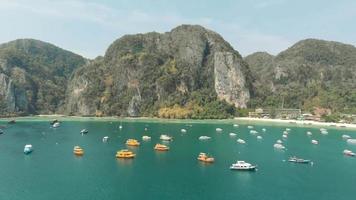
left=0, top=39, right=86, bottom=116
left=66, top=25, right=252, bottom=117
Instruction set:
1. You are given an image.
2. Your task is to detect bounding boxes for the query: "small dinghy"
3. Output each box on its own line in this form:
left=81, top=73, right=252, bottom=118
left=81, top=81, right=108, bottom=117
left=250, top=130, right=258, bottom=134
left=257, top=136, right=263, bottom=140
left=160, top=134, right=173, bottom=141
left=80, top=129, right=88, bottom=135
left=307, top=131, right=312, bottom=136
left=216, top=128, right=223, bottom=132
left=181, top=129, right=187, bottom=133
left=247, top=126, right=254, bottom=129
left=199, top=136, right=211, bottom=140
left=233, top=124, right=239, bottom=127
left=285, top=128, right=291, bottom=132
left=347, top=139, right=356, bottom=144
left=276, top=139, right=283, bottom=144
left=24, top=144, right=33, bottom=154
left=237, top=138, right=246, bottom=144
left=282, top=134, right=288, bottom=139
left=102, top=136, right=109, bottom=142
left=52, top=122, right=60, bottom=128
left=262, top=128, right=266, bottom=132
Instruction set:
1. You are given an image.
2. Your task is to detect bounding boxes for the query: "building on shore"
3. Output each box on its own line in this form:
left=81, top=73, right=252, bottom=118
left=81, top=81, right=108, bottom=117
left=249, top=108, right=302, bottom=119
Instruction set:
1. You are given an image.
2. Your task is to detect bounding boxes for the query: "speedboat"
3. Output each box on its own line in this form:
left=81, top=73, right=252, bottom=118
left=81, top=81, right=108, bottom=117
left=216, top=128, right=223, bottom=132
left=102, top=136, right=109, bottom=142
left=347, top=139, right=356, bottom=144
left=199, top=136, right=211, bottom=140
left=52, top=122, right=60, bottom=128
left=288, top=156, right=311, bottom=164
left=342, top=135, right=351, bottom=139
left=274, top=143, right=285, bottom=149
left=229, top=133, right=237, bottom=137
left=126, top=139, right=140, bottom=146
left=257, top=136, right=263, bottom=140
left=73, top=146, right=84, bottom=156
left=237, top=138, right=246, bottom=144
left=24, top=144, right=33, bottom=154
left=142, top=136, right=151, bottom=141
left=154, top=144, right=169, bottom=151
left=197, top=153, right=214, bottom=163
left=116, top=149, right=135, bottom=158
left=80, top=129, right=88, bottom=135
left=181, top=129, right=187, bottom=133
left=311, top=139, right=319, bottom=145
left=160, top=134, right=173, bottom=141
left=343, top=149, right=355, bottom=157
left=247, top=126, right=254, bottom=129
left=230, top=161, right=257, bottom=171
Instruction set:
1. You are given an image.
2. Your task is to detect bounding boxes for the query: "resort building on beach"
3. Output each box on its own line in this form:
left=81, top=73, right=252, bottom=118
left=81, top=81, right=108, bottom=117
left=249, top=108, right=302, bottom=119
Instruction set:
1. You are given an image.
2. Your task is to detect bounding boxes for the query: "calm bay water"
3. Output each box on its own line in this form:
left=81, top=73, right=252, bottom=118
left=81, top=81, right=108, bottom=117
left=0, top=119, right=355, bottom=200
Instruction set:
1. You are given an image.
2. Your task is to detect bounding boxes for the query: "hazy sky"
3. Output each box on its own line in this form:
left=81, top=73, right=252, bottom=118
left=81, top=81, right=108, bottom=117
left=0, top=0, right=355, bottom=58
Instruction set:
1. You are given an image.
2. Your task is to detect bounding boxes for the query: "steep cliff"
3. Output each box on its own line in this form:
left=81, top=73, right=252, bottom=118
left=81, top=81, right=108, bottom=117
left=66, top=25, right=252, bottom=118
left=0, top=39, right=86, bottom=116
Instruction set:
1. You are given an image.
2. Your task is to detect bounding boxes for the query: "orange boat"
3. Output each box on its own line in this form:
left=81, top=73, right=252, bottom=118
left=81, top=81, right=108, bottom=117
left=197, top=153, right=214, bottom=163
left=126, top=139, right=140, bottom=146
left=154, top=144, right=169, bottom=151
left=116, top=149, right=136, bottom=158
left=73, top=146, right=84, bottom=156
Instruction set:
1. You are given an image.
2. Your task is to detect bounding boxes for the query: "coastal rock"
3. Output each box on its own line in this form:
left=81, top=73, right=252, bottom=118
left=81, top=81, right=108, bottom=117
left=0, top=73, right=16, bottom=112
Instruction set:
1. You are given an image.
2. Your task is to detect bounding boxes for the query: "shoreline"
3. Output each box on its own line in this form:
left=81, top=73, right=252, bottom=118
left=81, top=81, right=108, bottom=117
left=1, top=115, right=356, bottom=130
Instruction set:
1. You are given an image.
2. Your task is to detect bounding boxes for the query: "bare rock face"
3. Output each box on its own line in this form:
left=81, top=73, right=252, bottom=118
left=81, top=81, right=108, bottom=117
left=0, top=73, right=15, bottom=112
left=66, top=25, right=252, bottom=117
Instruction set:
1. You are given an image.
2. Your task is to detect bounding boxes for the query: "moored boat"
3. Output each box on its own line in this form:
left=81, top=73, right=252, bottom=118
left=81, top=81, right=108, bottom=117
left=347, top=139, right=356, bottom=144
left=311, top=139, right=319, bottom=145
left=342, top=135, right=351, bottom=139
left=307, top=131, right=312, bottom=136
left=197, top=153, right=214, bottom=163
left=216, top=128, right=223, bottom=132
left=230, top=161, right=257, bottom=171
left=233, top=124, right=239, bottom=127
left=250, top=130, right=258, bottom=134
left=199, top=136, right=211, bottom=140
left=288, top=156, right=310, bottom=163
left=229, top=133, right=237, bottom=137
left=142, top=136, right=151, bottom=141
left=257, top=135, right=263, bottom=140
left=154, top=144, right=169, bottom=151
left=126, top=139, right=140, bottom=146
left=102, top=136, right=109, bottom=142
left=52, top=122, right=60, bottom=128
left=274, top=143, right=285, bottom=149
left=181, top=129, right=187, bottom=133
left=343, top=149, right=355, bottom=157
left=73, top=146, right=84, bottom=156
left=160, top=134, right=173, bottom=141
left=247, top=126, right=254, bottom=129
left=116, top=149, right=135, bottom=158
left=24, top=144, right=33, bottom=154
left=237, top=138, right=246, bottom=144
left=80, top=129, right=88, bottom=135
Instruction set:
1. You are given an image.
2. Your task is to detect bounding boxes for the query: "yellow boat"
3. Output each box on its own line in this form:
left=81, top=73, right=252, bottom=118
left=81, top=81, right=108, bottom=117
left=73, top=146, right=84, bottom=156
left=154, top=144, right=169, bottom=151
left=116, top=149, right=135, bottom=158
left=197, top=152, right=214, bottom=163
left=126, top=139, right=140, bottom=146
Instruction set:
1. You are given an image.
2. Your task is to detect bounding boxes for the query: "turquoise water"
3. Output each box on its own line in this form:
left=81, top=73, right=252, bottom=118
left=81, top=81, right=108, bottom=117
left=0, top=119, right=355, bottom=200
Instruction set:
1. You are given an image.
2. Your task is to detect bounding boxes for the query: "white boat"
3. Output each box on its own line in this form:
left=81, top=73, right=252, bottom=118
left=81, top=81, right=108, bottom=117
left=229, top=133, right=237, bottom=137
left=311, top=139, right=319, bottom=145
left=52, top=122, right=60, bottom=128
left=285, top=128, right=291, bottom=132
left=307, top=131, right=312, bottom=136
left=24, top=144, right=33, bottom=154
left=233, top=124, right=239, bottom=127
left=273, top=143, right=285, bottom=149
left=342, top=135, right=351, bottom=139
left=216, top=128, right=223, bottom=132
left=237, top=138, right=246, bottom=144
left=343, top=149, right=355, bottom=156
left=276, top=139, right=283, bottom=144
left=247, top=126, right=254, bottom=129
left=250, top=130, right=258, bottom=134
left=230, top=161, right=257, bottom=171
left=320, top=128, right=327, bottom=132
left=282, top=134, right=288, bottom=139
left=102, top=136, right=109, bottom=142
left=262, top=128, right=266, bottom=132
left=80, top=129, right=88, bottom=135
left=199, top=136, right=211, bottom=140
left=321, top=130, right=328, bottom=135
left=257, top=136, right=263, bottom=140
left=119, top=125, right=123, bottom=129
left=346, top=139, right=356, bottom=144
left=288, top=156, right=311, bottom=164
left=160, top=134, right=173, bottom=141
left=283, top=131, right=289, bottom=135
left=181, top=129, right=187, bottom=133
left=142, top=135, right=151, bottom=141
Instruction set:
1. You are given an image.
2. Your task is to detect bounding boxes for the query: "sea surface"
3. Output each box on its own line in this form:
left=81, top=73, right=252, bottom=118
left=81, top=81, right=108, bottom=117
left=0, top=118, right=355, bottom=200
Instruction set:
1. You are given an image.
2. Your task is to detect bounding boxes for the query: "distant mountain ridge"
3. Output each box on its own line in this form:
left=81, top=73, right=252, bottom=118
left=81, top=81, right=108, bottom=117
left=245, top=38, right=356, bottom=114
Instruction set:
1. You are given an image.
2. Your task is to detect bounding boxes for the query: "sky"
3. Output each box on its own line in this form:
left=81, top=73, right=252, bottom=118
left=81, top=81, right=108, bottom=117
left=0, top=0, right=355, bottom=58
